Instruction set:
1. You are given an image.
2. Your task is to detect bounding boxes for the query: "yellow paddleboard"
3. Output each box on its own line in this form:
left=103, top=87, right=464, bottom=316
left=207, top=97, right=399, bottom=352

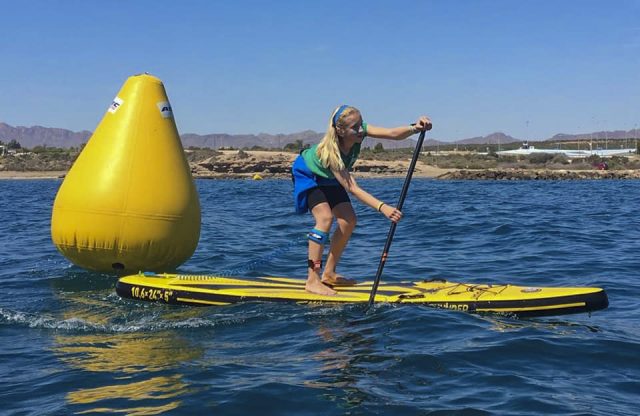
left=116, top=273, right=608, bottom=317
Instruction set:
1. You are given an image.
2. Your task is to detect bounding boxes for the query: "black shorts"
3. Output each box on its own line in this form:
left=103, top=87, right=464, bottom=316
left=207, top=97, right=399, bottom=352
left=307, top=186, right=351, bottom=210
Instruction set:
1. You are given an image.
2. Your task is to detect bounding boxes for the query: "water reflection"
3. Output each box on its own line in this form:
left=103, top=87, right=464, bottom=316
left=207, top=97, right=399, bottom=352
left=51, top=287, right=204, bottom=415
left=479, top=313, right=603, bottom=334
left=54, top=332, right=202, bottom=373
left=54, top=330, right=200, bottom=414
left=68, top=375, right=185, bottom=415
left=302, top=307, right=395, bottom=408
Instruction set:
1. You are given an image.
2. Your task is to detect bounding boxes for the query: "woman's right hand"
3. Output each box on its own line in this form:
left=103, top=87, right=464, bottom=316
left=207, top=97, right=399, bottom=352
left=414, top=116, right=433, bottom=132
left=381, top=204, right=403, bottom=223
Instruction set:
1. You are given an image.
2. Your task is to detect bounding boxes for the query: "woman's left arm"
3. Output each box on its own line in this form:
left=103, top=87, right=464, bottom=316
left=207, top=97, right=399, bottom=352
left=367, top=115, right=432, bottom=141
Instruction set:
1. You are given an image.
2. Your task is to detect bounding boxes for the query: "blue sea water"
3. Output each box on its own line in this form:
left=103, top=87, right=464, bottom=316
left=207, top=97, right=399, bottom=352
left=1, top=178, right=639, bottom=415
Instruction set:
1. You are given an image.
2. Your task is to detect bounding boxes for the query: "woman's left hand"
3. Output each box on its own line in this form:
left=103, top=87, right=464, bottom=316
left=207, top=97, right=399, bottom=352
left=415, top=116, right=433, bottom=132
left=381, top=204, right=403, bottom=223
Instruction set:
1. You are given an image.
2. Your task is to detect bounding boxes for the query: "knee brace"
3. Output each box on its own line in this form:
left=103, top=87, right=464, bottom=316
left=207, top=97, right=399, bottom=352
left=308, top=228, right=330, bottom=245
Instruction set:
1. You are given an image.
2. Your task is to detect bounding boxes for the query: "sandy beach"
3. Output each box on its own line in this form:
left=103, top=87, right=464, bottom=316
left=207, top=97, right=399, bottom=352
left=3, top=150, right=639, bottom=180
left=0, top=171, right=67, bottom=180
left=188, top=150, right=454, bottom=179
left=1, top=150, right=452, bottom=180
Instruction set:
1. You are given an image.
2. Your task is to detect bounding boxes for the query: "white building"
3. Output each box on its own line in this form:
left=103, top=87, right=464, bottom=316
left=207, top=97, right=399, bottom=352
left=496, top=142, right=636, bottom=159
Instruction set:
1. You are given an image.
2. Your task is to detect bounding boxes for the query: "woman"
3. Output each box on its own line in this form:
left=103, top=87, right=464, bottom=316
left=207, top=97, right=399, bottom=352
left=292, top=105, right=432, bottom=295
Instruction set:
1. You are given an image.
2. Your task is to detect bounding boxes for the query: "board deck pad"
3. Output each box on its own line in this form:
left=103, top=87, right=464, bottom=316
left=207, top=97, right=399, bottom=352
left=116, top=273, right=608, bottom=317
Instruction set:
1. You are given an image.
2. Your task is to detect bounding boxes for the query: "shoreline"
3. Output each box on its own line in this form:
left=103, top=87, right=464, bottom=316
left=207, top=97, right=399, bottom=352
left=1, top=151, right=456, bottom=180
left=0, top=171, right=67, bottom=180
left=4, top=167, right=640, bottom=181
left=0, top=170, right=449, bottom=180
left=3, top=151, right=640, bottom=181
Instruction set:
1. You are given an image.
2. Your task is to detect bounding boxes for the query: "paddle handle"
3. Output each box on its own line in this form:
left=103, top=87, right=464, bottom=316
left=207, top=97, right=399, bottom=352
left=366, top=129, right=427, bottom=309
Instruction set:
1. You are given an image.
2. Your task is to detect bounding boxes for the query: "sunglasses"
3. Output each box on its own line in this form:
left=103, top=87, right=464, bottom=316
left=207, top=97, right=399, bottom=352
left=348, top=121, right=364, bottom=135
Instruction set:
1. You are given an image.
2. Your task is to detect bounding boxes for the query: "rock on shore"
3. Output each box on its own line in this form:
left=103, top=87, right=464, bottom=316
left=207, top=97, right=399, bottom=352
left=189, top=150, right=449, bottom=179
left=437, top=169, right=640, bottom=180
left=3, top=150, right=640, bottom=181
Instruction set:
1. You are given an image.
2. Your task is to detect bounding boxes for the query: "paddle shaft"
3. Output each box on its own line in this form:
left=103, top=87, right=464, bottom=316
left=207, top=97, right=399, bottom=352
left=366, top=129, right=427, bottom=309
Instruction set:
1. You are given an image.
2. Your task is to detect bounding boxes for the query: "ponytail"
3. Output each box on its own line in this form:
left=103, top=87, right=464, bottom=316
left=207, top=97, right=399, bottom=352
left=316, top=105, right=359, bottom=171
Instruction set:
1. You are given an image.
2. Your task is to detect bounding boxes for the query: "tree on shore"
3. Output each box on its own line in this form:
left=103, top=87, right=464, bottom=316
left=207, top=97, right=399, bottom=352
left=7, top=140, right=22, bottom=150
left=283, top=139, right=308, bottom=152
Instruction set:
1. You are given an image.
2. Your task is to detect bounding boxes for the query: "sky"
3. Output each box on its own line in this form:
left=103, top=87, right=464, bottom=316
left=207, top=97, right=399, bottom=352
left=1, top=0, right=639, bottom=141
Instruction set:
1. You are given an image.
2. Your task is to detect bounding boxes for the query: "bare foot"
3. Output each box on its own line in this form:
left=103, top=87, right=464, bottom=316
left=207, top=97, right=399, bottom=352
left=321, top=272, right=357, bottom=286
left=306, top=277, right=337, bottom=296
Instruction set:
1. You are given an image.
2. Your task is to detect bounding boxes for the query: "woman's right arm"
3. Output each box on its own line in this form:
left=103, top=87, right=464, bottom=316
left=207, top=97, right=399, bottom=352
left=333, top=169, right=403, bottom=223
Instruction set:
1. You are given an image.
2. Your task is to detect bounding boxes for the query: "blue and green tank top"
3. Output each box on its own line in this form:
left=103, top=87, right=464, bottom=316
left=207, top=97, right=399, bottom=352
left=301, top=122, right=368, bottom=179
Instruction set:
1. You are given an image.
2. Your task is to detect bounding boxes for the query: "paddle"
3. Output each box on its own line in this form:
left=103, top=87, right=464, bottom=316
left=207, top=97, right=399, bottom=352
left=366, top=128, right=427, bottom=310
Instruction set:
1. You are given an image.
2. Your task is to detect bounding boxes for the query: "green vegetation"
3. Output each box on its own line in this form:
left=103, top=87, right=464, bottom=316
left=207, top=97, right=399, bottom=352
left=421, top=152, right=640, bottom=170
left=6, top=139, right=22, bottom=150
left=422, top=152, right=499, bottom=169
left=282, top=139, right=310, bottom=153
left=386, top=137, right=640, bottom=170
left=359, top=147, right=414, bottom=161
left=2, top=137, right=639, bottom=172
left=184, top=147, right=221, bottom=162
left=0, top=143, right=81, bottom=171
left=421, top=137, right=640, bottom=154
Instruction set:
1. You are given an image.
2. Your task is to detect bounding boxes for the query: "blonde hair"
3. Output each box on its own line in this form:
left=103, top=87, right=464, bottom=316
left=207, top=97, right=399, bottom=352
left=316, top=106, right=360, bottom=172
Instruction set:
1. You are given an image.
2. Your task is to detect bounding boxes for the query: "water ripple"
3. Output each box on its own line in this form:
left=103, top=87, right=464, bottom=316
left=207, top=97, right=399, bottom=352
left=1, top=179, right=639, bottom=415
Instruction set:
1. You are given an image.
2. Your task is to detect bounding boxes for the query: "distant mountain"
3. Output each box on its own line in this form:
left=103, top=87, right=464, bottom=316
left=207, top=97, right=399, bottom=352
left=423, top=138, right=448, bottom=147
left=1, top=121, right=637, bottom=149
left=0, top=122, right=91, bottom=148
left=455, top=132, right=518, bottom=145
left=547, top=130, right=636, bottom=142
left=181, top=130, right=322, bottom=149
left=179, top=130, right=418, bottom=150
left=0, top=122, right=418, bottom=150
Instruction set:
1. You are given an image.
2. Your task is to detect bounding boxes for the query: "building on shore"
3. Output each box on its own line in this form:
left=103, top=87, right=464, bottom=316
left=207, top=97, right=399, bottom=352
left=496, top=142, right=636, bottom=159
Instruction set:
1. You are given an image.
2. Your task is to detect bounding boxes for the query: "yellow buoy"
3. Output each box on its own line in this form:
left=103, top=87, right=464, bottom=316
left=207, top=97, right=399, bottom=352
left=51, top=73, right=201, bottom=273
left=252, top=173, right=263, bottom=180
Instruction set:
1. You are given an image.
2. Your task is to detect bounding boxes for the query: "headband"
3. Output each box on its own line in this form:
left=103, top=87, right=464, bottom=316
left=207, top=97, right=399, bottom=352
left=332, top=105, right=350, bottom=127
